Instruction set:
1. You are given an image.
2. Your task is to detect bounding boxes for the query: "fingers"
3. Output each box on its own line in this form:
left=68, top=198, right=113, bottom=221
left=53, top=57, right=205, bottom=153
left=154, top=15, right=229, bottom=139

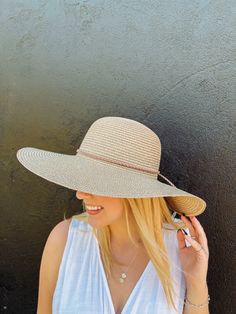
left=177, top=229, right=187, bottom=250
left=180, top=215, right=197, bottom=238
left=180, top=215, right=209, bottom=256
left=189, top=216, right=209, bottom=254
left=182, top=233, right=209, bottom=257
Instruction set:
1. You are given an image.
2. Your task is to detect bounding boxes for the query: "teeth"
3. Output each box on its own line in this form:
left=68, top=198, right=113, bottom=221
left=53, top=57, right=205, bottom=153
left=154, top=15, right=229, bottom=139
left=86, top=205, right=103, bottom=211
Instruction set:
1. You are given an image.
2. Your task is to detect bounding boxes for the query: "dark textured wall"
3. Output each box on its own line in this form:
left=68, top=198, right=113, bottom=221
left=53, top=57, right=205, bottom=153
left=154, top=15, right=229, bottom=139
left=1, top=1, right=235, bottom=313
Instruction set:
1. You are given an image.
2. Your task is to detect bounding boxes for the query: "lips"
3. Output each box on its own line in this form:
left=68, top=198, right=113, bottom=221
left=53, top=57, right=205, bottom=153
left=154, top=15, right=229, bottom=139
left=86, top=207, right=104, bottom=215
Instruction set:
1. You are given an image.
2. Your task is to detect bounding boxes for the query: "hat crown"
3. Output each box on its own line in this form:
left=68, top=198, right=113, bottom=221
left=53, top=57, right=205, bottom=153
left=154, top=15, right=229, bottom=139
left=77, top=117, right=161, bottom=177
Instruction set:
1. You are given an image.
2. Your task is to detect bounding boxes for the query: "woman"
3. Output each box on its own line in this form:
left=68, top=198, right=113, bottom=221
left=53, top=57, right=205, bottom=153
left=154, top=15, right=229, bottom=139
left=16, top=116, right=210, bottom=313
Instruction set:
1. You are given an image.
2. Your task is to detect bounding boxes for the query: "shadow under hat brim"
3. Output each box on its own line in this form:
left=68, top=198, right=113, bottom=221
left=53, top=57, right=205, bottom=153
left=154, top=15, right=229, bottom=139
left=16, top=147, right=206, bottom=216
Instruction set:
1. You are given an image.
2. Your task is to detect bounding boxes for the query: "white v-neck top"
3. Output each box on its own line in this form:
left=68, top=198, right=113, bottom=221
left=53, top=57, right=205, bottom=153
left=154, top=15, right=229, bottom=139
left=52, top=216, right=187, bottom=314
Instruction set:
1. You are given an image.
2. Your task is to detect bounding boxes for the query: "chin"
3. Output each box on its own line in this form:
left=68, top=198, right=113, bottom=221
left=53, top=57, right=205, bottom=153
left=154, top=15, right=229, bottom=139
left=87, top=218, right=107, bottom=229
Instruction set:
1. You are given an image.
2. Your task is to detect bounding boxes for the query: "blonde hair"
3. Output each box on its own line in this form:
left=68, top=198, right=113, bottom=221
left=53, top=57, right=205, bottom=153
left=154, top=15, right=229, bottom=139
left=74, top=197, right=187, bottom=312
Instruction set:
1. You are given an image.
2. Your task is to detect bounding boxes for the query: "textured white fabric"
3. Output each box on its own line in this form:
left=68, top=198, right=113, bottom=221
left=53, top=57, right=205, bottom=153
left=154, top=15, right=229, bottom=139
left=52, top=217, right=187, bottom=314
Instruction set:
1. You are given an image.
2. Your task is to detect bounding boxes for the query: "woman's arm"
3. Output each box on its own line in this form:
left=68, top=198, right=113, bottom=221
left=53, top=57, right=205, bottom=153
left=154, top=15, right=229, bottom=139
left=176, top=215, right=210, bottom=314
left=37, top=218, right=72, bottom=314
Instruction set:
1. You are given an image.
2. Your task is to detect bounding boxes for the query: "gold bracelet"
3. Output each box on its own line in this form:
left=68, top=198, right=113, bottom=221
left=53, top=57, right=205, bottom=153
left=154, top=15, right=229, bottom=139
left=184, top=294, right=210, bottom=308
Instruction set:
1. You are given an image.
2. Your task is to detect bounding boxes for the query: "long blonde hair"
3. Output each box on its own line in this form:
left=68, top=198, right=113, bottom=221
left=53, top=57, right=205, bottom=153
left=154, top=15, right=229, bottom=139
left=74, top=197, right=187, bottom=312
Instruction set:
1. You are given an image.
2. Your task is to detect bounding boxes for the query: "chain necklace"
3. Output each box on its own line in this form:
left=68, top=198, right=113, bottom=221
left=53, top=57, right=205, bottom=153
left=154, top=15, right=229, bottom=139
left=112, top=247, right=141, bottom=284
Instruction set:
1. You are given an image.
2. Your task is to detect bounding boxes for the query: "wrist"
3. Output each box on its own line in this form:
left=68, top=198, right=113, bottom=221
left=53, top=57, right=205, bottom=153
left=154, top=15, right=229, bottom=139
left=185, top=282, right=209, bottom=305
left=184, top=294, right=210, bottom=309
left=186, top=280, right=208, bottom=291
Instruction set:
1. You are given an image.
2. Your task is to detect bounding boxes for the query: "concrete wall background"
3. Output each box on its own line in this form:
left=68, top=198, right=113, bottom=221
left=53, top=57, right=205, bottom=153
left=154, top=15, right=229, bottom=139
left=1, top=1, right=235, bottom=313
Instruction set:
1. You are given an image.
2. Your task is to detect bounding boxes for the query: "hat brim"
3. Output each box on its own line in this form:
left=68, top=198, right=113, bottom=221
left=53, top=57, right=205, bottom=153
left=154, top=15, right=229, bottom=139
left=16, top=147, right=206, bottom=216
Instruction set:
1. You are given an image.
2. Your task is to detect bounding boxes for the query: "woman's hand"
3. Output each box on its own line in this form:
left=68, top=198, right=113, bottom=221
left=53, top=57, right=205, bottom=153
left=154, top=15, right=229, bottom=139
left=177, top=215, right=209, bottom=287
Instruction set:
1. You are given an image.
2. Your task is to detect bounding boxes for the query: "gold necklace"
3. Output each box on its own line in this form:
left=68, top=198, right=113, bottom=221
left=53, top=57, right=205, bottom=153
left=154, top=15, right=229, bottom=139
left=112, top=248, right=140, bottom=284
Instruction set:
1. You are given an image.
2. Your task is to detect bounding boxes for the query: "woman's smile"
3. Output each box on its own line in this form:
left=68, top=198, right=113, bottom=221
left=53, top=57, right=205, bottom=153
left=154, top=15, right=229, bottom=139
left=84, top=203, right=104, bottom=215
left=86, top=207, right=104, bottom=215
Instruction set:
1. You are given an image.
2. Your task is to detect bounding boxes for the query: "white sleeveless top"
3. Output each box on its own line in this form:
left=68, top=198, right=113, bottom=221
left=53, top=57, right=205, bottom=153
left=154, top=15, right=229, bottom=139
left=52, top=215, right=187, bottom=314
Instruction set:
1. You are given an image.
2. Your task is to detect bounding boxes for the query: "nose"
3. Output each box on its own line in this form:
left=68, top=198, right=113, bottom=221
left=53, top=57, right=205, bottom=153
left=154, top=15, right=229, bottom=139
left=76, top=191, right=93, bottom=200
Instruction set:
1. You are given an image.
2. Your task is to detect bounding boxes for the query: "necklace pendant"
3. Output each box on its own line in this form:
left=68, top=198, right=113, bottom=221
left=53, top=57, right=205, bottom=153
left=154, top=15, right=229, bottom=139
left=121, top=273, right=127, bottom=279
left=119, top=272, right=127, bottom=283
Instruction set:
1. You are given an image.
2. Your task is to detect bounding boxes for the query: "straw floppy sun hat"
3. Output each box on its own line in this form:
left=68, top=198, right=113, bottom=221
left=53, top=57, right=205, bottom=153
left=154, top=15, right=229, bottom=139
left=16, top=116, right=206, bottom=216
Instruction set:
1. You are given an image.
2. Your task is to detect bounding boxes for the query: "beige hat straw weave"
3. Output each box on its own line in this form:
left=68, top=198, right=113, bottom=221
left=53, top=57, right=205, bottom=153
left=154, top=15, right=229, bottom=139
left=16, top=116, right=206, bottom=216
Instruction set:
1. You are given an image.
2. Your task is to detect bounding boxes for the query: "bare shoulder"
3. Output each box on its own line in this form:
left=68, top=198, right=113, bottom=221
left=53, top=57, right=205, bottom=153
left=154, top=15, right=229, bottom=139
left=45, top=217, right=73, bottom=257
left=49, top=217, right=72, bottom=245
left=43, top=217, right=73, bottom=273
left=36, top=217, right=73, bottom=314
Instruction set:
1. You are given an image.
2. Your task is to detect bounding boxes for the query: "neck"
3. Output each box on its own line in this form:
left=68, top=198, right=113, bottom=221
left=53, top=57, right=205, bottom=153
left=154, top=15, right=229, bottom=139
left=106, top=213, right=150, bottom=269
left=108, top=213, right=142, bottom=249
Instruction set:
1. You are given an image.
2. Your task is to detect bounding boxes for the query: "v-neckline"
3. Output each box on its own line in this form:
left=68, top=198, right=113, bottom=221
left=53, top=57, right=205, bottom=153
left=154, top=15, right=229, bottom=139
left=94, top=236, right=151, bottom=314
